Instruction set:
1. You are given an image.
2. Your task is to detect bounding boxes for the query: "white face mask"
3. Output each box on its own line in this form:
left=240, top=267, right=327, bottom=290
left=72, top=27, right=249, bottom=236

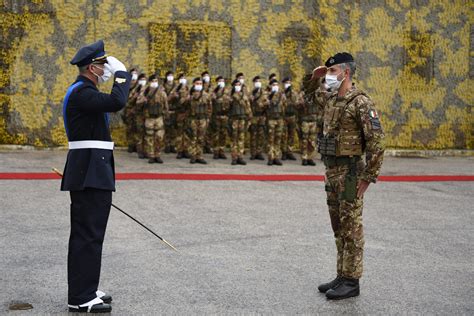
left=167, top=75, right=174, bottom=82
left=203, top=75, right=210, bottom=83
left=217, top=81, right=225, bottom=88
left=325, top=72, right=344, bottom=90
left=150, top=82, right=159, bottom=88
left=194, top=84, right=203, bottom=92
left=284, top=83, right=291, bottom=90
left=234, top=85, right=242, bottom=92
left=131, top=73, right=138, bottom=81
left=271, top=85, right=279, bottom=93
left=239, top=78, right=244, bottom=84
left=254, top=82, right=262, bottom=89
left=138, top=79, right=147, bottom=86
left=179, top=78, right=187, bottom=85
left=92, top=65, right=112, bottom=84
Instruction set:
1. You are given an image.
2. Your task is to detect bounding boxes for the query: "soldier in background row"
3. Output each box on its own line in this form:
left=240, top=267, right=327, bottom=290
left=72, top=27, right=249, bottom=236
left=187, top=77, right=212, bottom=164
left=123, top=68, right=139, bottom=153
left=140, top=74, right=169, bottom=164
left=133, top=74, right=148, bottom=159
left=211, top=76, right=230, bottom=159
left=281, top=77, right=300, bottom=161
left=266, top=79, right=287, bottom=166
left=170, top=73, right=191, bottom=159
left=249, top=76, right=268, bottom=161
left=163, top=71, right=177, bottom=153
left=229, top=79, right=252, bottom=165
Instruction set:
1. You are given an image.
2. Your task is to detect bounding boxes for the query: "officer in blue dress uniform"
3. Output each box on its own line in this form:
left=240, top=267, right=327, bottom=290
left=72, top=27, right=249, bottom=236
left=61, top=40, right=131, bottom=313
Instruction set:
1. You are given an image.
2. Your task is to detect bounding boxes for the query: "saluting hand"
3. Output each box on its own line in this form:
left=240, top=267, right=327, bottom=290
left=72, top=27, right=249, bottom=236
left=106, top=56, right=127, bottom=74
left=311, top=66, right=327, bottom=80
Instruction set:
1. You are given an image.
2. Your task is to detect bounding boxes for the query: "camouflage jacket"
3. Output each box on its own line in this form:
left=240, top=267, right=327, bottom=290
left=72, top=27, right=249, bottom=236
left=266, top=91, right=287, bottom=119
left=250, top=88, right=269, bottom=116
left=229, top=92, right=252, bottom=119
left=211, top=88, right=231, bottom=116
left=187, top=91, right=212, bottom=118
left=168, top=84, right=189, bottom=113
left=284, top=89, right=302, bottom=117
left=142, top=87, right=169, bottom=118
left=319, top=84, right=385, bottom=183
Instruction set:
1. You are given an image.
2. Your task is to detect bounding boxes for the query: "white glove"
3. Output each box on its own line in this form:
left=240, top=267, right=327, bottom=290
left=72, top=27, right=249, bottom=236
left=105, top=56, right=126, bottom=75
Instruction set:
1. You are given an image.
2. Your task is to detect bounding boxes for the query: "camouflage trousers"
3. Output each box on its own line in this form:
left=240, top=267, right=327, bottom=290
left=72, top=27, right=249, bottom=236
left=249, top=116, right=266, bottom=156
left=164, top=112, right=176, bottom=149
left=212, top=115, right=229, bottom=154
left=145, top=117, right=165, bottom=159
left=267, top=118, right=284, bottom=160
left=175, top=113, right=189, bottom=153
left=282, top=115, right=298, bottom=154
left=231, top=119, right=247, bottom=159
left=325, top=162, right=365, bottom=279
left=300, top=120, right=317, bottom=160
left=135, top=114, right=146, bottom=156
left=189, top=118, right=208, bottom=159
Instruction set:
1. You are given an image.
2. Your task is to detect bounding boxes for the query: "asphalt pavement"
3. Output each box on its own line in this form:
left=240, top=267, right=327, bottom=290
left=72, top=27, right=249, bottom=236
left=0, top=150, right=473, bottom=315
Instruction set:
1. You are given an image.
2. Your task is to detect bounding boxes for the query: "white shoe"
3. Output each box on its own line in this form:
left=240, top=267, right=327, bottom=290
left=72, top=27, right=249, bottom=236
left=68, top=297, right=111, bottom=313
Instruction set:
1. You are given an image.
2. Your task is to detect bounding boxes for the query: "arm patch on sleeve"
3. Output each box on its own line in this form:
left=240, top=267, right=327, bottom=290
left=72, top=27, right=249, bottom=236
left=368, top=109, right=381, bottom=130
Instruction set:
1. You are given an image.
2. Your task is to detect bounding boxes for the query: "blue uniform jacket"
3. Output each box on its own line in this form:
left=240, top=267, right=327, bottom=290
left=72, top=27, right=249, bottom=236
left=61, top=71, right=131, bottom=191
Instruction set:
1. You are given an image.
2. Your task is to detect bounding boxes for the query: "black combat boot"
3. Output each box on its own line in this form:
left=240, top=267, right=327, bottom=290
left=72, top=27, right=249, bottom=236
left=273, top=159, right=282, bottom=166
left=204, top=146, right=213, bottom=154
left=250, top=154, right=256, bottom=160
left=302, top=159, right=308, bottom=166
left=307, top=159, right=316, bottom=166
left=255, top=153, right=265, bottom=160
left=196, top=158, right=207, bottom=164
left=176, top=152, right=183, bottom=159
left=267, top=159, right=273, bottom=166
left=190, top=158, right=197, bottom=164
left=183, top=151, right=191, bottom=159
left=287, top=152, right=297, bottom=160
left=127, top=145, right=134, bottom=153
left=170, top=146, right=177, bottom=153
left=148, top=158, right=155, bottom=164
left=155, top=157, right=163, bottom=164
left=213, top=153, right=219, bottom=159
left=237, top=158, right=247, bottom=165
left=281, top=152, right=288, bottom=160
left=219, top=152, right=227, bottom=159
left=325, top=277, right=360, bottom=300
left=164, top=145, right=171, bottom=153
left=318, top=275, right=343, bottom=293
left=231, top=159, right=238, bottom=165
left=138, top=153, right=145, bottom=159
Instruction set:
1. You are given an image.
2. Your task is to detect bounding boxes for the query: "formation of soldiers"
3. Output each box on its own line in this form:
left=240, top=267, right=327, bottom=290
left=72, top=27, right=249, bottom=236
left=122, top=69, right=324, bottom=166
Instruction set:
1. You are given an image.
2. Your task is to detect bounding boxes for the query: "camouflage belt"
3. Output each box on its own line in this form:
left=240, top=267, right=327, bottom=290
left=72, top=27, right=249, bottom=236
left=323, top=156, right=360, bottom=168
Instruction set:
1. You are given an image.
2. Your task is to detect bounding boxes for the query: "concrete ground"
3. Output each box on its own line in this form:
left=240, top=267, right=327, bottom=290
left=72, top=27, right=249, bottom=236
left=0, top=150, right=473, bottom=315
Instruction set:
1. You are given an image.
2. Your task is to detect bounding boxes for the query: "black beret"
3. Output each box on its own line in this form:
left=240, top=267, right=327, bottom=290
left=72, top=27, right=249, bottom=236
left=235, top=72, right=244, bottom=78
left=269, top=79, right=279, bottom=85
left=138, top=73, right=147, bottom=80
left=178, top=73, right=185, bottom=79
left=282, top=77, right=291, bottom=83
left=149, top=74, right=157, bottom=81
left=232, top=79, right=240, bottom=85
left=201, top=71, right=209, bottom=76
left=165, top=71, right=173, bottom=76
left=70, top=40, right=107, bottom=67
left=325, top=52, right=354, bottom=67
left=215, top=76, right=224, bottom=81
left=129, top=68, right=137, bottom=73
left=252, top=76, right=261, bottom=82
left=268, top=73, right=277, bottom=80
left=193, top=77, right=202, bottom=83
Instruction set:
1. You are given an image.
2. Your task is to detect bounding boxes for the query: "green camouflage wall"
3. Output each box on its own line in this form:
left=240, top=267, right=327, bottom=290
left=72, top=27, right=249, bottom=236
left=1, top=0, right=472, bottom=149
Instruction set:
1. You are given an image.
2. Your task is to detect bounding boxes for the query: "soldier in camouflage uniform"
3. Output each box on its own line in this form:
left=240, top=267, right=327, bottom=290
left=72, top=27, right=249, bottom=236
left=235, top=72, right=249, bottom=96
left=122, top=68, right=139, bottom=153
left=266, top=79, right=287, bottom=166
left=169, top=73, right=191, bottom=159
left=140, top=75, right=169, bottom=164
left=211, top=76, right=231, bottom=159
left=313, top=52, right=385, bottom=300
left=187, top=77, right=212, bottom=164
left=281, top=77, right=300, bottom=161
left=133, top=74, right=148, bottom=159
left=298, top=74, right=325, bottom=166
left=201, top=71, right=213, bottom=154
left=249, top=76, right=269, bottom=160
left=229, top=79, right=252, bottom=165
left=163, top=71, right=177, bottom=153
